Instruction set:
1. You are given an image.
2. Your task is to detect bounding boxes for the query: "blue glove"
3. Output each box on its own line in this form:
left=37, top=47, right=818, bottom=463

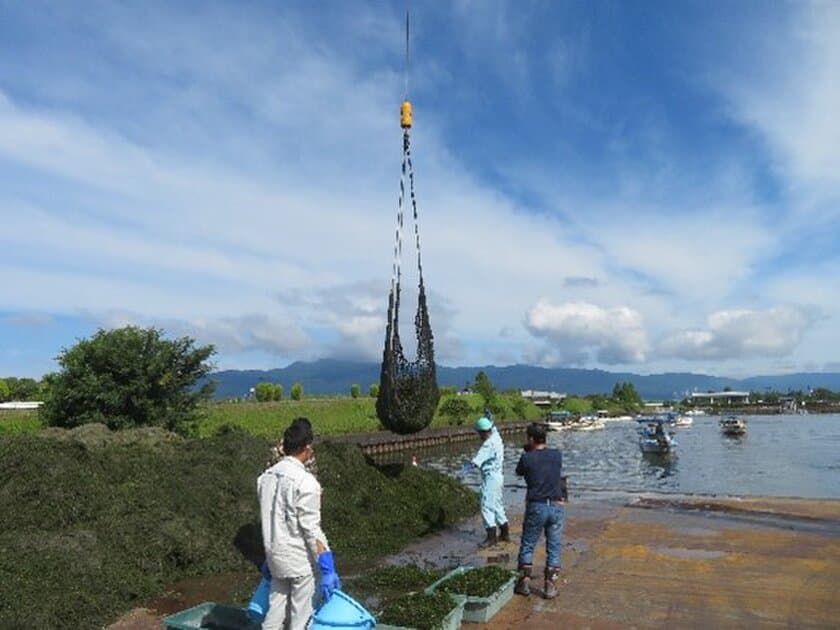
left=260, top=560, right=271, bottom=580
left=318, top=550, right=341, bottom=601
left=461, top=461, right=476, bottom=474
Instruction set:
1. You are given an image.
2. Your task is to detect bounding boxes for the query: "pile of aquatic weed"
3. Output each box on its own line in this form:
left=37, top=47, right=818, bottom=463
left=0, top=428, right=478, bottom=629
left=316, top=441, right=479, bottom=559
left=436, top=565, right=515, bottom=598
left=0, top=425, right=268, bottom=629
left=376, top=591, right=458, bottom=630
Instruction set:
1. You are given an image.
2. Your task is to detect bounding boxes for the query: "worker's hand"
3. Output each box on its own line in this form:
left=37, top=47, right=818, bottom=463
left=461, top=461, right=476, bottom=474
left=318, top=550, right=341, bottom=601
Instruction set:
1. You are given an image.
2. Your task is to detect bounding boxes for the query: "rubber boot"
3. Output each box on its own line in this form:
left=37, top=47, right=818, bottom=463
left=514, top=566, right=532, bottom=597
left=498, top=522, right=511, bottom=543
left=544, top=567, right=560, bottom=599
left=479, top=527, right=497, bottom=548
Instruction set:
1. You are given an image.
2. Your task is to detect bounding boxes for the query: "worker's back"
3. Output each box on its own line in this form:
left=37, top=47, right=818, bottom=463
left=258, top=457, right=323, bottom=577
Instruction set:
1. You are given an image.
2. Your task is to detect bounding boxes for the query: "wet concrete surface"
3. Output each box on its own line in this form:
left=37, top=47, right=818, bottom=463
left=109, top=493, right=840, bottom=629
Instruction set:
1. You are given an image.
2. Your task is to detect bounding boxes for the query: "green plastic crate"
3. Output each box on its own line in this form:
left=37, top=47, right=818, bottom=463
left=162, top=602, right=260, bottom=630
left=425, top=567, right=517, bottom=624
left=376, top=594, right=465, bottom=630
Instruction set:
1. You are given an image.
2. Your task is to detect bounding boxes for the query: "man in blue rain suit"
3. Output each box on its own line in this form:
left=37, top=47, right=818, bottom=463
left=469, top=416, right=510, bottom=547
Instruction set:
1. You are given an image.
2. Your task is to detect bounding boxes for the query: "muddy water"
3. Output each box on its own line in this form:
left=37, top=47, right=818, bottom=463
left=372, top=414, right=840, bottom=501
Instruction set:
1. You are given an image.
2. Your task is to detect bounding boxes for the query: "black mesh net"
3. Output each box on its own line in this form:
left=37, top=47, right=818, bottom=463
left=376, top=131, right=440, bottom=434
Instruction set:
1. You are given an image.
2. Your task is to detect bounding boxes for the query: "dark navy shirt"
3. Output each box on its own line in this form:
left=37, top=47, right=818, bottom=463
left=515, top=448, right=564, bottom=502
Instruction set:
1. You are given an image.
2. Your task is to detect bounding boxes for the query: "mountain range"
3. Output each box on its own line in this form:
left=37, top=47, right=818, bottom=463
left=206, top=359, right=840, bottom=401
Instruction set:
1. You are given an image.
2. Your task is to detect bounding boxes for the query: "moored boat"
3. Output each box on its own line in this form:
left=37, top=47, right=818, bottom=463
left=719, top=416, right=747, bottom=436
left=638, top=420, right=677, bottom=454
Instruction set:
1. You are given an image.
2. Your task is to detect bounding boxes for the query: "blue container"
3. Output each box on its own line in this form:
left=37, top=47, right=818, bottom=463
left=309, top=590, right=376, bottom=629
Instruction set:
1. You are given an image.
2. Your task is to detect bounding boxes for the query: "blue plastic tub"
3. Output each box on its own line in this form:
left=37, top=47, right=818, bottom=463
left=310, top=590, right=376, bottom=629
left=162, top=602, right=260, bottom=630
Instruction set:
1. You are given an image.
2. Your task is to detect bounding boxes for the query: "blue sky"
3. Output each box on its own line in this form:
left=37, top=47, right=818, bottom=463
left=1, top=1, right=839, bottom=378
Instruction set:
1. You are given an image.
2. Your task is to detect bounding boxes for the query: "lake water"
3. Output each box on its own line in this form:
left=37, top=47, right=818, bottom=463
left=380, top=414, right=840, bottom=502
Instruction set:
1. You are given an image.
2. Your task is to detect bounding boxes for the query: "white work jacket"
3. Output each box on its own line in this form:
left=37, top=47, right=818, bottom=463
left=258, top=456, right=329, bottom=578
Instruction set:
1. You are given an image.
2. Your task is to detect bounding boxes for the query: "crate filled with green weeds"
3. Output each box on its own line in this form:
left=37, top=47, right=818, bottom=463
left=425, top=565, right=517, bottom=623
left=343, top=564, right=462, bottom=630
left=376, top=591, right=465, bottom=630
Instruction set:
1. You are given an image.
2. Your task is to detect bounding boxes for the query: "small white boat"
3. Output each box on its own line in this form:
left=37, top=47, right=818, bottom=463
left=542, top=410, right=573, bottom=432
left=674, top=415, right=693, bottom=427
left=685, top=409, right=706, bottom=416
left=638, top=421, right=677, bottom=454
left=570, top=418, right=606, bottom=431
left=719, top=416, right=746, bottom=436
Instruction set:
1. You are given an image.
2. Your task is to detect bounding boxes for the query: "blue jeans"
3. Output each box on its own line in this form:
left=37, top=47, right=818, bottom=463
left=517, top=501, right=564, bottom=569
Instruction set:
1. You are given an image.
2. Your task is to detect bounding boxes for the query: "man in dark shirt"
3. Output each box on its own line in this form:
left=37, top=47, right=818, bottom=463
left=514, top=422, right=565, bottom=599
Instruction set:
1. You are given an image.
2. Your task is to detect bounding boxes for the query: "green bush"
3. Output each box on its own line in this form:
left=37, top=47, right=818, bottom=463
left=350, top=384, right=361, bottom=399
left=369, top=383, right=380, bottom=398
left=39, top=326, right=215, bottom=434
left=0, top=378, right=9, bottom=402
left=255, top=382, right=282, bottom=402
left=438, top=397, right=471, bottom=426
left=291, top=383, right=303, bottom=401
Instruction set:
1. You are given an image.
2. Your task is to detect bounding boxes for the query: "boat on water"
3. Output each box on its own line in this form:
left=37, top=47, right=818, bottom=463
left=674, top=414, right=693, bottom=427
left=685, top=409, right=706, bottom=416
left=719, top=416, right=747, bottom=436
left=571, top=417, right=606, bottom=431
left=638, top=420, right=677, bottom=454
left=542, top=410, right=573, bottom=432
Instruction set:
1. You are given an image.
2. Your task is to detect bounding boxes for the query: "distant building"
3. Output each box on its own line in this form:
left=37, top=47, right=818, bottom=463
left=689, top=391, right=750, bottom=405
left=643, top=401, right=670, bottom=412
left=520, top=389, right=567, bottom=407
left=0, top=401, right=43, bottom=410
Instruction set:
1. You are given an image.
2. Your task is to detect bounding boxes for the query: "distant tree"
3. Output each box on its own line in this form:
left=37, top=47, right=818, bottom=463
left=0, top=378, right=10, bottom=402
left=439, top=385, right=457, bottom=396
left=272, top=384, right=283, bottom=401
left=511, top=396, right=527, bottom=419
left=5, top=377, right=40, bottom=401
left=255, top=382, right=274, bottom=402
left=563, top=397, right=592, bottom=415
left=291, top=383, right=303, bottom=401
left=473, top=371, right=496, bottom=406
left=611, top=382, right=642, bottom=407
left=350, top=384, right=361, bottom=399
left=438, top=397, right=471, bottom=426
left=369, top=383, right=380, bottom=398
left=39, top=326, right=215, bottom=433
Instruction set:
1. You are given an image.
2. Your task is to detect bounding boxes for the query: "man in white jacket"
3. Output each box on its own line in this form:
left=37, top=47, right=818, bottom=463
left=258, top=417, right=341, bottom=630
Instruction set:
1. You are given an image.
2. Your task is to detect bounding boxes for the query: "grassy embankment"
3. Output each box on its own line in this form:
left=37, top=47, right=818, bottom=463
left=0, top=425, right=478, bottom=629
left=0, top=392, right=545, bottom=438
left=200, top=391, right=544, bottom=438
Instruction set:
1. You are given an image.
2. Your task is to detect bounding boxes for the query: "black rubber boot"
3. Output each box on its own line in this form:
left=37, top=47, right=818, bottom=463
left=478, top=527, right=497, bottom=548
left=514, top=566, right=532, bottom=597
left=498, top=522, right=511, bottom=542
left=544, top=567, right=560, bottom=599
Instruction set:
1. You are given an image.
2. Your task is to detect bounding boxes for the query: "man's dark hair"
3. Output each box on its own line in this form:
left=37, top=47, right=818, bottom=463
left=283, top=417, right=314, bottom=455
left=526, top=422, right=547, bottom=444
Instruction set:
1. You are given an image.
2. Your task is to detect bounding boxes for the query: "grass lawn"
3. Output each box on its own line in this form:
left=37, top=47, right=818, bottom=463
left=0, top=410, right=42, bottom=435
left=198, top=393, right=545, bottom=439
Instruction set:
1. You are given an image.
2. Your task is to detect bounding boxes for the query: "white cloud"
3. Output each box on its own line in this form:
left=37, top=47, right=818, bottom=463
left=93, top=311, right=311, bottom=358
left=658, top=305, right=816, bottom=360
left=718, top=2, right=840, bottom=216
left=524, top=299, right=648, bottom=365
